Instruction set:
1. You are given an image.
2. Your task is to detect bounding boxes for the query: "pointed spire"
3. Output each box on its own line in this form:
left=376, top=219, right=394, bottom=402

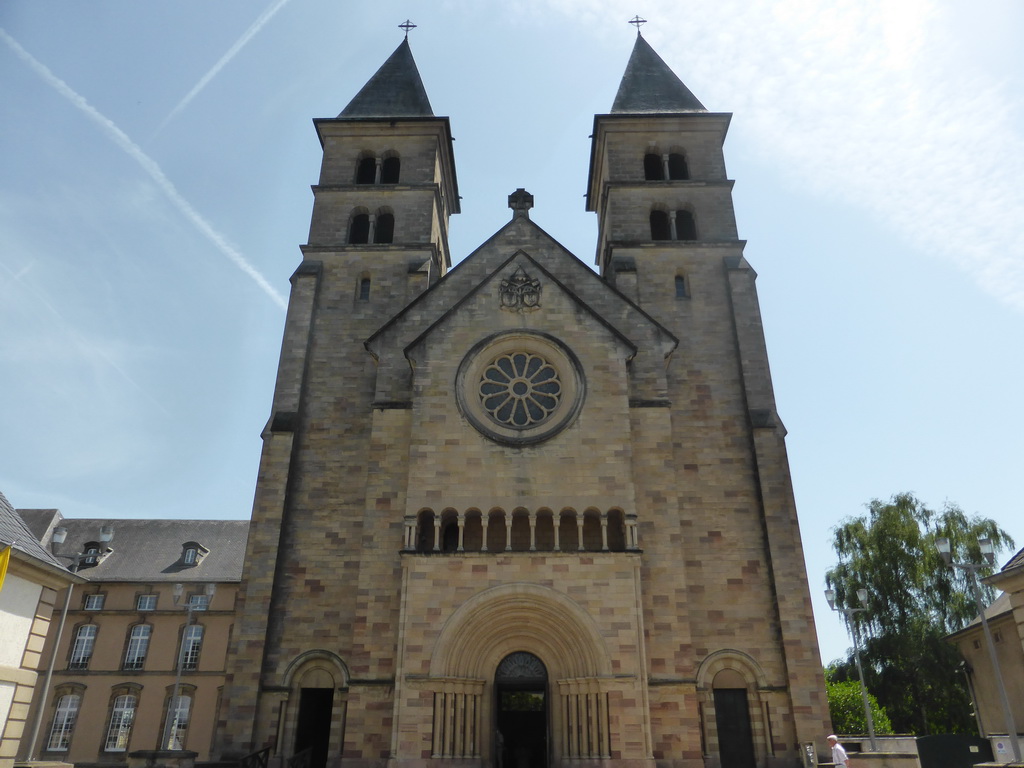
left=611, top=34, right=706, bottom=113
left=339, top=38, right=434, bottom=118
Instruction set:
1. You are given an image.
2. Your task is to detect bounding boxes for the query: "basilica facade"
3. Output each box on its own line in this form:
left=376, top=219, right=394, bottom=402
left=217, top=32, right=830, bottom=768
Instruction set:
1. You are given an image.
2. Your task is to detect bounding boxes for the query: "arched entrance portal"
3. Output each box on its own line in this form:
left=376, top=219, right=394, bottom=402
left=495, top=652, right=548, bottom=768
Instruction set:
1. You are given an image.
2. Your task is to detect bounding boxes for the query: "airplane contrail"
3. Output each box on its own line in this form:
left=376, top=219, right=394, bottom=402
left=152, top=0, right=294, bottom=137
left=1, top=27, right=288, bottom=311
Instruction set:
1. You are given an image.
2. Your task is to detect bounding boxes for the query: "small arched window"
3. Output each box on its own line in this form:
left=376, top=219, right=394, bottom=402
left=668, top=153, right=689, bottom=180
left=355, top=156, right=376, bottom=184
left=675, top=275, right=689, bottom=298
left=644, top=153, right=664, bottom=181
left=380, top=155, right=400, bottom=184
left=183, top=547, right=197, bottom=565
left=650, top=210, right=671, bottom=240
left=676, top=210, right=697, bottom=240
left=374, top=212, right=395, bottom=244
left=358, top=277, right=371, bottom=301
left=349, top=213, right=370, bottom=244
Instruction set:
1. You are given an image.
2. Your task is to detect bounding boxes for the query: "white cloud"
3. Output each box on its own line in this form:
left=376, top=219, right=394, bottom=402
left=523, top=0, right=1024, bottom=310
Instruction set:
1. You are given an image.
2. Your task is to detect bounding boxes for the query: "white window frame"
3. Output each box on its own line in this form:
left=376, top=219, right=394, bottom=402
left=136, top=593, right=158, bottom=611
left=164, top=694, right=192, bottom=749
left=180, top=624, right=204, bottom=670
left=46, top=693, right=81, bottom=751
left=83, top=593, right=105, bottom=611
left=123, top=624, right=151, bottom=670
left=104, top=694, right=137, bottom=752
left=69, top=625, right=97, bottom=669
left=186, top=593, right=210, bottom=611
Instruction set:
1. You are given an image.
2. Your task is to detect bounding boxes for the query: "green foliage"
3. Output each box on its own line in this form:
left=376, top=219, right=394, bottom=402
left=825, top=670, right=893, bottom=735
left=825, top=492, right=1014, bottom=736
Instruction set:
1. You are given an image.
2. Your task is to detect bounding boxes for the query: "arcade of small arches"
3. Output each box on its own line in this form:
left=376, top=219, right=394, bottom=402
left=643, top=149, right=689, bottom=181
left=403, top=507, right=640, bottom=554
left=651, top=207, right=697, bottom=241
left=348, top=207, right=395, bottom=244
left=355, top=150, right=400, bottom=185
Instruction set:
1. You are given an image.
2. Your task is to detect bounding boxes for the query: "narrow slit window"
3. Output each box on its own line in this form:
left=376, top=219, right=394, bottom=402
left=675, top=275, right=689, bottom=298
left=358, top=277, right=371, bottom=301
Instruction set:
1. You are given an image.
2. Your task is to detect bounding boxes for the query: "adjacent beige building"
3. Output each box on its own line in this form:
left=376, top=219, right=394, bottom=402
left=16, top=512, right=247, bottom=766
left=0, top=493, right=78, bottom=768
left=948, top=547, right=1024, bottom=761
left=216, top=33, right=830, bottom=768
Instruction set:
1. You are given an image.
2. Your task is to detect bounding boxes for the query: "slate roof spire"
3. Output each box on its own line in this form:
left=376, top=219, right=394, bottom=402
left=611, top=33, right=706, bottom=113
left=339, top=37, right=434, bottom=118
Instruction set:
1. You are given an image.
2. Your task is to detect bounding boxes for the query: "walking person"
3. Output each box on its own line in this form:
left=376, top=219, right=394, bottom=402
left=828, top=735, right=849, bottom=768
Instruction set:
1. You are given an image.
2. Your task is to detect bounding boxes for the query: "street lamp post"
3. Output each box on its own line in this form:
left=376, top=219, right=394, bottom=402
left=825, top=587, right=878, bottom=752
left=161, top=582, right=216, bottom=751
left=24, top=524, right=114, bottom=760
left=936, top=537, right=1022, bottom=762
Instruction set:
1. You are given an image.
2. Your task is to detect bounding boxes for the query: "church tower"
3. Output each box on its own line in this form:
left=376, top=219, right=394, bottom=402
left=218, top=30, right=829, bottom=768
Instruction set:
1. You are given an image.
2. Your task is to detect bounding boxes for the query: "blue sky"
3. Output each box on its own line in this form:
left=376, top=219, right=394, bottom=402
left=2, top=0, right=1022, bottom=666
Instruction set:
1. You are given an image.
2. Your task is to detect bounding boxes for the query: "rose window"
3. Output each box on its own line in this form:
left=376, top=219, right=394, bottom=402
left=478, top=352, right=562, bottom=428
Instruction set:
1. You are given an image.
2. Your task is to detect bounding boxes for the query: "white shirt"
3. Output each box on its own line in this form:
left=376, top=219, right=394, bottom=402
left=831, top=742, right=849, bottom=767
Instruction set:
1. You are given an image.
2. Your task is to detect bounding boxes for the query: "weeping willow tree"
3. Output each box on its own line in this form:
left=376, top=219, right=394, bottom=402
left=825, top=492, right=1014, bottom=735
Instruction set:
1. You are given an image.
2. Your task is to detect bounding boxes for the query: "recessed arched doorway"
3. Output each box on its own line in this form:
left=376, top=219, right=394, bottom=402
left=495, top=652, right=548, bottom=768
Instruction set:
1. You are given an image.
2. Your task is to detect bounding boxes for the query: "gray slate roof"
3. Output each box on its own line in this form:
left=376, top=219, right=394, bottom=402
left=611, top=34, right=706, bottom=113
left=0, top=492, right=68, bottom=572
left=339, top=38, right=434, bottom=118
left=15, top=512, right=248, bottom=583
left=1001, top=545, right=1024, bottom=573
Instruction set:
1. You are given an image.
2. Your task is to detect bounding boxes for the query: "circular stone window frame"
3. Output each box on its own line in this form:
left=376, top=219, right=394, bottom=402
left=456, top=331, right=585, bottom=447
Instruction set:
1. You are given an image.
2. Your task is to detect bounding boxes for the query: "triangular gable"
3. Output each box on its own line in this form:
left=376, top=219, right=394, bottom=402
left=404, top=249, right=639, bottom=362
left=366, top=214, right=677, bottom=361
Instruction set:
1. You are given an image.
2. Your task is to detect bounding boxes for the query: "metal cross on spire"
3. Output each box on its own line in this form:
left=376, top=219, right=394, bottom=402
left=628, top=15, right=647, bottom=35
left=399, top=19, right=417, bottom=38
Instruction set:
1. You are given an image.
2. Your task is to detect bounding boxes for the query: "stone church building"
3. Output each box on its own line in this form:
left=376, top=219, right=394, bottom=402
left=216, top=31, right=830, bottom=768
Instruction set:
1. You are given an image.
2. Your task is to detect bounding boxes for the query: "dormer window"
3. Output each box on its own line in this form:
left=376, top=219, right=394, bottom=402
left=179, top=541, right=208, bottom=567
left=81, top=543, right=101, bottom=566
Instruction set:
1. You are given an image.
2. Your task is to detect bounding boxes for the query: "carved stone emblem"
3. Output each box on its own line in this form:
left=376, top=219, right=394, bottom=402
left=499, top=266, right=541, bottom=312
